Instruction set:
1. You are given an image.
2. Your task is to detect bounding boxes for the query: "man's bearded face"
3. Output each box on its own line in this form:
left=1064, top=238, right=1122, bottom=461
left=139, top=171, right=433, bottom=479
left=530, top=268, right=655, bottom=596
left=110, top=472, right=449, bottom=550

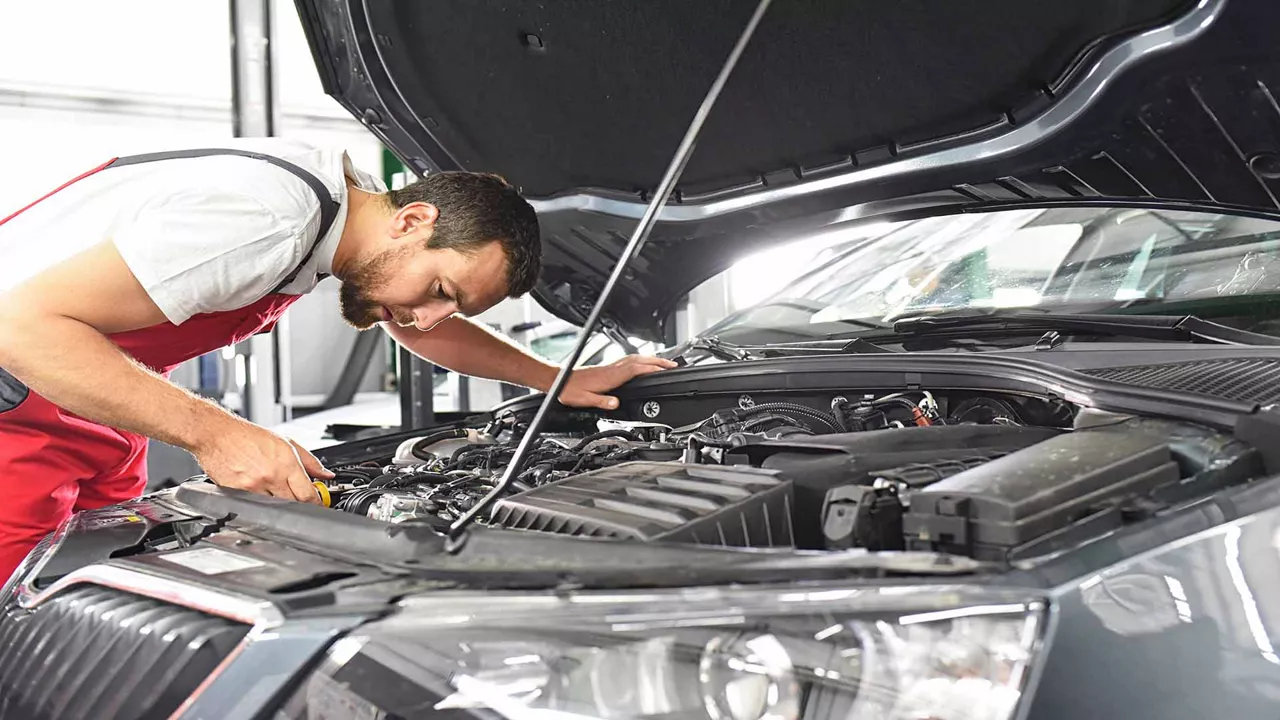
left=338, top=244, right=413, bottom=330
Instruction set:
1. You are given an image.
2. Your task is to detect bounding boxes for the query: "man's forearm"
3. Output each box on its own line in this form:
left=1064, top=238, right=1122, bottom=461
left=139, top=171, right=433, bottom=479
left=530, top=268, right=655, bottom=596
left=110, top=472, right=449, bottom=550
left=0, top=313, right=236, bottom=452
left=386, top=316, right=559, bottom=391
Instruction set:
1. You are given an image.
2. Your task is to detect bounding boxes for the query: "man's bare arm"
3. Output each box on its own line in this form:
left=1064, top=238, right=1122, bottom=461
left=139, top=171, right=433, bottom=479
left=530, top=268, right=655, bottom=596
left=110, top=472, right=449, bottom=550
left=385, top=316, right=559, bottom=390
left=0, top=241, right=328, bottom=502
left=385, top=316, right=675, bottom=410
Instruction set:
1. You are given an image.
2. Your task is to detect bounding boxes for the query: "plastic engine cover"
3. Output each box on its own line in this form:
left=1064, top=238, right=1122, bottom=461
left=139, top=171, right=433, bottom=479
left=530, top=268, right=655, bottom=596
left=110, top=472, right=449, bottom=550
left=489, top=461, right=794, bottom=547
left=904, top=429, right=1180, bottom=560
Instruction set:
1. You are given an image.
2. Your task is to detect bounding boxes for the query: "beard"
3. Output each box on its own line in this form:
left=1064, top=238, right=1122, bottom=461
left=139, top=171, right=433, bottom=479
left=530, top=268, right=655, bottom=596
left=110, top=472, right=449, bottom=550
left=338, top=280, right=381, bottom=330
left=338, top=244, right=412, bottom=330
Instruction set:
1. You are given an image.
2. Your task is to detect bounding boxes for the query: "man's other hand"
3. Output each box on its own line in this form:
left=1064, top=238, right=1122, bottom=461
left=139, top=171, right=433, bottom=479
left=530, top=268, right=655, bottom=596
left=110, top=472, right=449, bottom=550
left=558, top=355, right=678, bottom=410
left=193, top=419, right=335, bottom=504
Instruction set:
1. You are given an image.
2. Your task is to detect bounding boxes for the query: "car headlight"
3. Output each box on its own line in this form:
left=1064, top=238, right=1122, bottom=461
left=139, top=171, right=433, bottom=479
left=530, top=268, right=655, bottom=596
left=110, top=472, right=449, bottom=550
left=282, top=584, right=1050, bottom=720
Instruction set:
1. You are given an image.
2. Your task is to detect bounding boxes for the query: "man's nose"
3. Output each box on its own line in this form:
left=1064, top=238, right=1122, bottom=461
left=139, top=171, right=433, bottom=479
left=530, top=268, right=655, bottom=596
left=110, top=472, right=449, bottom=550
left=412, top=306, right=454, bottom=331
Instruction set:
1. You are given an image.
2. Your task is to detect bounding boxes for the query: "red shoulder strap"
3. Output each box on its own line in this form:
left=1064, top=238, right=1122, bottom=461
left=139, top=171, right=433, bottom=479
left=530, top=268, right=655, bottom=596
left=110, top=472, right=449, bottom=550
left=0, top=158, right=118, bottom=227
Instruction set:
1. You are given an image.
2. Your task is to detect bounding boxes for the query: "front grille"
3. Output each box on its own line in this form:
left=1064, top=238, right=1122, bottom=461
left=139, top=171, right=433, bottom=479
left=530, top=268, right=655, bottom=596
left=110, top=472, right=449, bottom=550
left=0, top=585, right=248, bottom=720
left=1083, top=358, right=1280, bottom=405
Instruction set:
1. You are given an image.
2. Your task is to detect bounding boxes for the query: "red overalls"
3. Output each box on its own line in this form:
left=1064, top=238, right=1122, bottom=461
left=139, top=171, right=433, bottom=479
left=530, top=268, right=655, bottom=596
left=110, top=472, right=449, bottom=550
left=0, top=149, right=338, bottom=578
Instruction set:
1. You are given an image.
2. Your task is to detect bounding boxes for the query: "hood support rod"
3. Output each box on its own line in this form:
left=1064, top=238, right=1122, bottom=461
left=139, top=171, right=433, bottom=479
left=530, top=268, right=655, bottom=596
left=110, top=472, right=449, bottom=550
left=446, top=0, right=773, bottom=549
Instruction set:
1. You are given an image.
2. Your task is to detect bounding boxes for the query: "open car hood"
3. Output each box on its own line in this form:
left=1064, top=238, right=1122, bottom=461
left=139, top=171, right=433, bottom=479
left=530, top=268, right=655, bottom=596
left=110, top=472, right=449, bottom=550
left=294, top=0, right=1280, bottom=341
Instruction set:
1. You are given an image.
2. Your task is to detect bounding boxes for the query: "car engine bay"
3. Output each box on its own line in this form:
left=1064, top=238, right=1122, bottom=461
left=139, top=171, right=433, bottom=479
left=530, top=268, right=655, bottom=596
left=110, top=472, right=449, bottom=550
left=312, top=386, right=1262, bottom=563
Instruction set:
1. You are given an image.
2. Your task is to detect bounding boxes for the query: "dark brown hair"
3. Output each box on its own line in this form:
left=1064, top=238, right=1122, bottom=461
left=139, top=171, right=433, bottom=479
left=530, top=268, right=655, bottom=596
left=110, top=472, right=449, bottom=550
left=386, top=171, right=541, bottom=297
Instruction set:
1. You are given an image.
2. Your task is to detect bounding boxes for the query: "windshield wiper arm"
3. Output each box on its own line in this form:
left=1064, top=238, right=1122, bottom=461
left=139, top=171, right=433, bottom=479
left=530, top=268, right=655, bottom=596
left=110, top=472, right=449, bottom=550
left=674, top=335, right=902, bottom=363
left=892, top=310, right=1280, bottom=346
left=675, top=336, right=756, bottom=363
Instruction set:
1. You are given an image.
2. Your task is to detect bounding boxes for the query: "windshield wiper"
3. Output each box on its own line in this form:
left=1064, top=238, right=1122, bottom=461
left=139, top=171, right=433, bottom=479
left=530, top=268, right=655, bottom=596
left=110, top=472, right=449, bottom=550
left=892, top=310, right=1280, bottom=346
left=673, top=335, right=757, bottom=363
left=672, top=335, right=902, bottom=364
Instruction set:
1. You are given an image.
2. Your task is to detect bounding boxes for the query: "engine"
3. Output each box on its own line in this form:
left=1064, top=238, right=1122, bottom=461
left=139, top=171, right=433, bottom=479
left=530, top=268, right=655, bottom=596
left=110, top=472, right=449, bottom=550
left=315, top=389, right=1258, bottom=562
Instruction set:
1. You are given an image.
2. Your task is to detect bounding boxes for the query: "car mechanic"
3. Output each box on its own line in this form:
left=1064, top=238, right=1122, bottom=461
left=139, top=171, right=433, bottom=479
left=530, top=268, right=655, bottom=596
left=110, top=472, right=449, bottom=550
left=0, top=138, right=676, bottom=577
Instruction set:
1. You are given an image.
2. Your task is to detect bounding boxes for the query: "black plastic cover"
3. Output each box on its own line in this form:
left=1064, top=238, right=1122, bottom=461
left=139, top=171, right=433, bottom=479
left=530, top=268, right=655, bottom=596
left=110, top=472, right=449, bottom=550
left=1235, top=409, right=1280, bottom=475
left=822, top=454, right=1008, bottom=550
left=758, top=425, right=1061, bottom=548
left=490, top=461, right=794, bottom=548
left=904, top=430, right=1180, bottom=560
left=1086, top=358, right=1280, bottom=405
left=873, top=453, right=1010, bottom=488
left=0, top=585, right=247, bottom=720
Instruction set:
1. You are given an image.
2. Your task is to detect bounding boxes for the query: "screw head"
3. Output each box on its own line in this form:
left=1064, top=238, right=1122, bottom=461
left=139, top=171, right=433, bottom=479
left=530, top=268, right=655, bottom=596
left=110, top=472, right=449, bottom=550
left=738, top=395, right=755, bottom=410
left=642, top=401, right=661, bottom=419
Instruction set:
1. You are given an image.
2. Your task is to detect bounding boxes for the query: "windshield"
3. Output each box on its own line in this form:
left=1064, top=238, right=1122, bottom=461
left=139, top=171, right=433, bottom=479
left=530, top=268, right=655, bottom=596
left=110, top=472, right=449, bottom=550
left=704, top=207, right=1280, bottom=340
left=532, top=331, right=658, bottom=366
left=530, top=332, right=581, bottom=362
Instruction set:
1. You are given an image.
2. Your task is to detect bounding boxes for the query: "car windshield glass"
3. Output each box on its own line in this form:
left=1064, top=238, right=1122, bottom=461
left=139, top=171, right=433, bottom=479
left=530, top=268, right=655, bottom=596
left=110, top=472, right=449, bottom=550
left=532, top=331, right=658, bottom=365
left=531, top=332, right=581, bottom=361
left=703, top=207, right=1280, bottom=340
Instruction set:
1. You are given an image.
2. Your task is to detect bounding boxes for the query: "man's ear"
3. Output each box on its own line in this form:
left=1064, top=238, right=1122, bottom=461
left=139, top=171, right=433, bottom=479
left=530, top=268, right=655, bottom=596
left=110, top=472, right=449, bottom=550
left=390, top=202, right=440, bottom=238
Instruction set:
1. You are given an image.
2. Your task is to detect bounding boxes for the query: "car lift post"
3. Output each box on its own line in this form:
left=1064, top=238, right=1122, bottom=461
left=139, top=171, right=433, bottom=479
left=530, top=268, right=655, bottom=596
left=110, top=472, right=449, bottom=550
left=398, top=347, right=434, bottom=431
left=228, top=0, right=287, bottom=424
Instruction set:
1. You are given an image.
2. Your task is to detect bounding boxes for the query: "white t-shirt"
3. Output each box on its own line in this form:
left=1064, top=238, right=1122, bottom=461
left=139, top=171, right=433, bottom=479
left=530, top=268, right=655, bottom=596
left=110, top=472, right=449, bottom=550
left=0, top=138, right=386, bottom=326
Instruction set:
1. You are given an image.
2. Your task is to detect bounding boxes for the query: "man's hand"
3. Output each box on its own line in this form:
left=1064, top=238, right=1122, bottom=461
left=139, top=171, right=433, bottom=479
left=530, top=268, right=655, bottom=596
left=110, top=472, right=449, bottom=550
left=192, top=417, right=335, bottom=504
left=557, top=355, right=678, bottom=410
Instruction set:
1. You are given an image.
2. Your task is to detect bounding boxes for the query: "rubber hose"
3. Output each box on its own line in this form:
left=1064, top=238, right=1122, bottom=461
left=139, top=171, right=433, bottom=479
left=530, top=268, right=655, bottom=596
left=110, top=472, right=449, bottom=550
left=367, top=473, right=404, bottom=489
left=831, top=399, right=851, bottom=432
left=411, top=428, right=469, bottom=460
left=743, top=402, right=840, bottom=431
left=742, top=414, right=802, bottom=432
left=873, top=396, right=930, bottom=426
left=571, top=429, right=642, bottom=451
left=872, top=397, right=919, bottom=412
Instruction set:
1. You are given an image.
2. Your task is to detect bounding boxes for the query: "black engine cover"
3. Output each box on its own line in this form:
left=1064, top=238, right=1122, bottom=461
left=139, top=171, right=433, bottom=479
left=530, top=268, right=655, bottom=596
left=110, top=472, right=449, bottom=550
left=490, top=461, right=794, bottom=548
